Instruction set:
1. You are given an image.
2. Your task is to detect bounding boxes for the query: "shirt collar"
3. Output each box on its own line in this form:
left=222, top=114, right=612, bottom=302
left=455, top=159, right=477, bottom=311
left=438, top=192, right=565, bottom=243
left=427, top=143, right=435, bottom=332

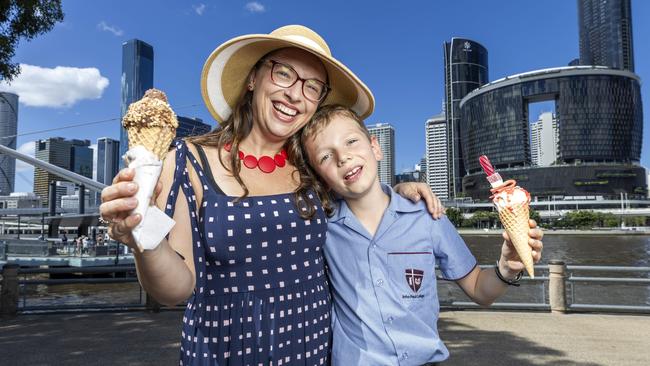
left=329, top=183, right=425, bottom=222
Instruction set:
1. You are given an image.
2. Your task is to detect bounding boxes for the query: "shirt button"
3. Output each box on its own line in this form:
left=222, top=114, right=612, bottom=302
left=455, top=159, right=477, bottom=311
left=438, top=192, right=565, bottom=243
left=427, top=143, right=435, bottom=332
left=376, top=279, right=384, bottom=286
left=387, top=316, right=394, bottom=323
left=372, top=243, right=378, bottom=249
left=401, top=351, right=409, bottom=360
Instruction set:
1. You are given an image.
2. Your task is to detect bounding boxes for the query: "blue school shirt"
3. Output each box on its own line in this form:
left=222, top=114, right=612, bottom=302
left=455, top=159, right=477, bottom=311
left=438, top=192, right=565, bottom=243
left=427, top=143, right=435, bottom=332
left=324, top=184, right=477, bottom=365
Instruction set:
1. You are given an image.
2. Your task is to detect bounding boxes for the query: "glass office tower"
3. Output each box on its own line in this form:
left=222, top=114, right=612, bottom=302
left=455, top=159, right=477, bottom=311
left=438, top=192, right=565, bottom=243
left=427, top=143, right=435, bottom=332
left=0, top=92, right=18, bottom=195
left=120, top=39, right=154, bottom=167
left=578, top=0, right=634, bottom=71
left=96, top=137, right=120, bottom=204
left=443, top=38, right=488, bottom=197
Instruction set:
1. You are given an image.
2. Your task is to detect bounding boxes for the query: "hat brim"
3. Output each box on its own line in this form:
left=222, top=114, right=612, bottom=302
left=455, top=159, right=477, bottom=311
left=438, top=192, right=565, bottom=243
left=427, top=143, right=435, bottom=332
left=201, top=34, right=374, bottom=123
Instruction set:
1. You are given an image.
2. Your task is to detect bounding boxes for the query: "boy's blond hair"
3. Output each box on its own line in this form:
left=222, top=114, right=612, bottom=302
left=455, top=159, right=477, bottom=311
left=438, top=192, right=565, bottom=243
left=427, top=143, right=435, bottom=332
left=290, top=104, right=371, bottom=217
left=301, top=104, right=371, bottom=148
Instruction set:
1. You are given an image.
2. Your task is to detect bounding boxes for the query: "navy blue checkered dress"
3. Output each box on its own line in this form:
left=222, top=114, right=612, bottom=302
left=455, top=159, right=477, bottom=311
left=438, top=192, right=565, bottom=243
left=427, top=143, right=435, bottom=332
left=165, top=140, right=331, bottom=365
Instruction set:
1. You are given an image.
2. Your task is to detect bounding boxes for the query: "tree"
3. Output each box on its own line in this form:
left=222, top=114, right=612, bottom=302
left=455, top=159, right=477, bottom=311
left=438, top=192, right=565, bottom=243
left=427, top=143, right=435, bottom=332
left=529, top=208, right=541, bottom=225
left=0, top=0, right=64, bottom=81
left=446, top=207, right=463, bottom=227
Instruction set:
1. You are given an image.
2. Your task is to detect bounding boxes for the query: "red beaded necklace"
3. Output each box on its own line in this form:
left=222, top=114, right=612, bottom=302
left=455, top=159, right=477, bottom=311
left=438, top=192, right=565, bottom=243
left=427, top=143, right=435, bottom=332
left=224, top=143, right=288, bottom=174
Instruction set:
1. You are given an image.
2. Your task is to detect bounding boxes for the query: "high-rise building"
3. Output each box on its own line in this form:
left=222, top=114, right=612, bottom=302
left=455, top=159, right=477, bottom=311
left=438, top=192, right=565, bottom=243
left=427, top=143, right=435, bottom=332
left=443, top=38, right=489, bottom=197
left=34, top=138, right=72, bottom=206
left=33, top=138, right=93, bottom=207
left=0, top=92, right=18, bottom=195
left=425, top=113, right=449, bottom=200
left=177, top=116, right=212, bottom=139
left=120, top=39, right=154, bottom=167
left=96, top=137, right=120, bottom=205
left=70, top=139, right=93, bottom=179
left=578, top=0, right=634, bottom=71
left=367, top=123, right=395, bottom=186
left=530, top=112, right=559, bottom=167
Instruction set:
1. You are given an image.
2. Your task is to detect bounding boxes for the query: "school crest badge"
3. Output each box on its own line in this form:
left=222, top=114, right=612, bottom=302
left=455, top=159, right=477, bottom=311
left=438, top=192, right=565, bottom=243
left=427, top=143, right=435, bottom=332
left=405, top=268, right=424, bottom=293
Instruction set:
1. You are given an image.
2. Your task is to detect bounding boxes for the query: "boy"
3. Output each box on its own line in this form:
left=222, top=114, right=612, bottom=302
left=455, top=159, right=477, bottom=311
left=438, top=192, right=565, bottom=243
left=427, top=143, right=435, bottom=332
left=300, top=105, right=544, bottom=365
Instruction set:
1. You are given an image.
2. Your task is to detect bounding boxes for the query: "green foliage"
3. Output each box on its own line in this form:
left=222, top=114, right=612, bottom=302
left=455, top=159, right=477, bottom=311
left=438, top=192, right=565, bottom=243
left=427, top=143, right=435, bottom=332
left=445, top=207, right=463, bottom=227
left=529, top=208, right=541, bottom=224
left=466, top=210, right=499, bottom=229
left=0, top=0, right=64, bottom=81
left=554, top=211, right=648, bottom=229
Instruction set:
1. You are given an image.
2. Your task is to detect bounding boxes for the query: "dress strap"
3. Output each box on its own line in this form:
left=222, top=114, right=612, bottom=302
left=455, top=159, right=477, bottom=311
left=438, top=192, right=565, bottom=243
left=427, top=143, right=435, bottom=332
left=164, top=139, right=204, bottom=218
left=163, top=139, right=207, bottom=291
left=194, top=144, right=226, bottom=195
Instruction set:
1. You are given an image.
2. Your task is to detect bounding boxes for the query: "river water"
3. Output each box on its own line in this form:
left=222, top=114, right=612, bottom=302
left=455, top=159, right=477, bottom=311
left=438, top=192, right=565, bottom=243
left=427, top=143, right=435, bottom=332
left=20, top=234, right=650, bottom=309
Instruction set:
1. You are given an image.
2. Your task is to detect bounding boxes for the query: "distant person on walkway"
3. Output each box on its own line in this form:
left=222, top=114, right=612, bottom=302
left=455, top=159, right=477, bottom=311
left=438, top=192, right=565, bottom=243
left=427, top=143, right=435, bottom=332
left=60, top=232, right=67, bottom=249
left=298, top=105, right=545, bottom=365
left=99, top=25, right=442, bottom=365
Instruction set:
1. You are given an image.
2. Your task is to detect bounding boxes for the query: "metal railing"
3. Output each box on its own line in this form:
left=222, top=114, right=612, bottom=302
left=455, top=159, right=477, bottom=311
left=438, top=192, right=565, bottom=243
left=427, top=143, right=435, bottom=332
left=566, top=265, right=650, bottom=313
left=2, top=263, right=649, bottom=315
left=439, top=263, right=650, bottom=313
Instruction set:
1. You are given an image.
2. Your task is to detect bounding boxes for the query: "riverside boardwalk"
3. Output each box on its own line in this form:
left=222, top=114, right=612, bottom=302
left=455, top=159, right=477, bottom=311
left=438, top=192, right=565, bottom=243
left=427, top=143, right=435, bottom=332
left=0, top=310, right=649, bottom=365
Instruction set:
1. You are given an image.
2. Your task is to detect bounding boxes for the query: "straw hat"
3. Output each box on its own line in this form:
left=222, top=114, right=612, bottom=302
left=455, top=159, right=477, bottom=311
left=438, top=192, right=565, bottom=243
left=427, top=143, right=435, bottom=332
left=201, top=25, right=375, bottom=123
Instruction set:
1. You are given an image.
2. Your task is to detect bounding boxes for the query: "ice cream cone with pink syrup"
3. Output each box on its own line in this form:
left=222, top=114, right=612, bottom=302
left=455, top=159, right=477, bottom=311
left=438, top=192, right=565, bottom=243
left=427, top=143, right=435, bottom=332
left=121, top=88, right=177, bottom=251
left=479, top=155, right=534, bottom=278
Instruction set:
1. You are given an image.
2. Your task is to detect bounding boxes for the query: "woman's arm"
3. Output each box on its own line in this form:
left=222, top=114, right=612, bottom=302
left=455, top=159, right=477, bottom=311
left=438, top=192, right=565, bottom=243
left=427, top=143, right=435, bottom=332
left=455, top=219, right=544, bottom=306
left=394, top=182, right=445, bottom=219
left=101, top=149, right=195, bottom=306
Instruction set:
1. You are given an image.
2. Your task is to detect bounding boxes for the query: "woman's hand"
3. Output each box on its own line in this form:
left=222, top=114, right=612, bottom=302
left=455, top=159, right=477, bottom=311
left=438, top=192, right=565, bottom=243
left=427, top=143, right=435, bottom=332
left=393, top=182, right=445, bottom=219
left=99, top=168, right=162, bottom=249
left=498, top=219, right=544, bottom=278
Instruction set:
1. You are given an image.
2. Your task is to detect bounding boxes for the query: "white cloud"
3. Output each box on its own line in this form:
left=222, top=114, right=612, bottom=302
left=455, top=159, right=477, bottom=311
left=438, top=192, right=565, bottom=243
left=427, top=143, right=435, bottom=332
left=193, top=3, right=206, bottom=15
left=0, top=64, right=110, bottom=108
left=16, top=141, right=35, bottom=173
left=97, top=21, right=124, bottom=36
left=245, top=2, right=265, bottom=13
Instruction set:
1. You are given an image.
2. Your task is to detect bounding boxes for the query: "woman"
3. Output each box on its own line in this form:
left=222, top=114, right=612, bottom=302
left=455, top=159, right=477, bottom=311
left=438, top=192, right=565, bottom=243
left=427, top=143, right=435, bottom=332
left=100, top=25, right=442, bottom=365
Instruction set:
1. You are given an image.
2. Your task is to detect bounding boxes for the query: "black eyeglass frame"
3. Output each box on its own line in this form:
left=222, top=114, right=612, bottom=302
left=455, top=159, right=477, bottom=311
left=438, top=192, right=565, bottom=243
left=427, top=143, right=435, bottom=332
left=264, top=59, right=331, bottom=102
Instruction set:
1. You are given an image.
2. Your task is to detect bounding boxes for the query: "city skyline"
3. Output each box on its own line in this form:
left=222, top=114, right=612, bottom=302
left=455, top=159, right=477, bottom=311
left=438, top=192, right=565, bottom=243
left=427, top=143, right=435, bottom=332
left=0, top=0, right=648, bottom=193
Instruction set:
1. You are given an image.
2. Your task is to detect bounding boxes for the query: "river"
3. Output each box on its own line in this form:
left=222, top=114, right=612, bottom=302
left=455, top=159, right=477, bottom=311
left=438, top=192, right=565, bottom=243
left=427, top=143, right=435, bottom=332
left=19, top=234, right=650, bottom=309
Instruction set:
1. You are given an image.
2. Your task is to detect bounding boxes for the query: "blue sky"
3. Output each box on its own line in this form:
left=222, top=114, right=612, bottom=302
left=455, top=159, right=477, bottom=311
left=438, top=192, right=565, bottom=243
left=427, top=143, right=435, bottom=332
left=1, top=0, right=649, bottom=193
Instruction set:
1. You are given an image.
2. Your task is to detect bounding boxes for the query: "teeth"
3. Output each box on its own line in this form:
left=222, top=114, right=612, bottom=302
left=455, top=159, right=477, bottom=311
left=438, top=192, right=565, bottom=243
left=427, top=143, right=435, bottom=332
left=274, top=102, right=297, bottom=116
left=345, top=167, right=361, bottom=179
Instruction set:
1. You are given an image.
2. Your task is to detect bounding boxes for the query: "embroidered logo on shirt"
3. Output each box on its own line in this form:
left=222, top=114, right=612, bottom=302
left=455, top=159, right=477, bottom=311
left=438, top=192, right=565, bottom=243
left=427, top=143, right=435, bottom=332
left=405, top=268, right=424, bottom=293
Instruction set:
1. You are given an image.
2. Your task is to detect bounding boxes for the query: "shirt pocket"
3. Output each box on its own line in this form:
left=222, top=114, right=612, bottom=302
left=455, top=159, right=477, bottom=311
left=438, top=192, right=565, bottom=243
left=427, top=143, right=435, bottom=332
left=387, top=251, right=434, bottom=311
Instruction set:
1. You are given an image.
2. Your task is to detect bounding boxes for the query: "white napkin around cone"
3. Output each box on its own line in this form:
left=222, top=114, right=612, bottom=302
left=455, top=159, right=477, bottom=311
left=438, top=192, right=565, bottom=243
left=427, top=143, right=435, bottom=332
left=123, top=146, right=175, bottom=251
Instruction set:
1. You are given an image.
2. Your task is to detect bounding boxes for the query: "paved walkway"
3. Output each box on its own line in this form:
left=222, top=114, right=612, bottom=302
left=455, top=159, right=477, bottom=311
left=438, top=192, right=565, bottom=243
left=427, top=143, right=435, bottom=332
left=0, top=310, right=648, bottom=365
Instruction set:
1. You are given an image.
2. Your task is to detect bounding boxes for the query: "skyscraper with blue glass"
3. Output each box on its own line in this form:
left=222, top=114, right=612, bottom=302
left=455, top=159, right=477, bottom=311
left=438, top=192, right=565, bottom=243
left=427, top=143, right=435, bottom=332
left=443, top=38, right=489, bottom=197
left=120, top=39, right=154, bottom=167
left=96, top=137, right=120, bottom=204
left=578, top=0, right=634, bottom=71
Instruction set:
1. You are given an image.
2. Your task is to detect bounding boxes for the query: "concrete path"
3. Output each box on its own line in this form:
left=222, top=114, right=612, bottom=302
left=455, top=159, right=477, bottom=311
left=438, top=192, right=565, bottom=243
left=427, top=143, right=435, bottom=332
left=0, top=310, right=648, bottom=365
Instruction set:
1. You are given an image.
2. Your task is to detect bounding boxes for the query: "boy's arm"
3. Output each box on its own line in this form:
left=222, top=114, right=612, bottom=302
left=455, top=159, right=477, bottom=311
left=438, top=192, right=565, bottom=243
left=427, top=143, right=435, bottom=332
left=455, top=220, right=544, bottom=306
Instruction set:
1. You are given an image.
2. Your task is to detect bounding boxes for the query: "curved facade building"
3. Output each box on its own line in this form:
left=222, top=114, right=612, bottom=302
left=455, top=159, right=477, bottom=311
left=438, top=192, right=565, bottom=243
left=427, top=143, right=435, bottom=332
left=0, top=92, right=18, bottom=195
left=459, top=66, right=644, bottom=200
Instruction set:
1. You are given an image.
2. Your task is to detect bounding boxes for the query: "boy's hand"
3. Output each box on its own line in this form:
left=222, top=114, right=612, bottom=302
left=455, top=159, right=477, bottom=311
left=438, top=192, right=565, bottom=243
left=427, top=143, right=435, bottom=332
left=498, top=219, right=544, bottom=279
left=394, top=182, right=445, bottom=219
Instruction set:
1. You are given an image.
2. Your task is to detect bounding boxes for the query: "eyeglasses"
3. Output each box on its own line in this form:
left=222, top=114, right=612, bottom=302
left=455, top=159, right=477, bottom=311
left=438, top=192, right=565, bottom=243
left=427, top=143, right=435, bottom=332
left=265, top=60, right=330, bottom=102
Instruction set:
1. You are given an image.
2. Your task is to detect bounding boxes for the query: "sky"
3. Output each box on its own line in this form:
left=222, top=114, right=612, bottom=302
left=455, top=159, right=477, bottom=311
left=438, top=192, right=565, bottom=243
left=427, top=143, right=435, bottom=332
left=1, top=0, right=649, bottom=193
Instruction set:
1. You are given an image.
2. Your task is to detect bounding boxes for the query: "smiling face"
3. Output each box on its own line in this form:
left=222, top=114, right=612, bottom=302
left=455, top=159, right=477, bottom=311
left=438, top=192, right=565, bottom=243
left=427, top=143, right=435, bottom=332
left=249, top=48, right=328, bottom=143
left=303, top=113, right=383, bottom=200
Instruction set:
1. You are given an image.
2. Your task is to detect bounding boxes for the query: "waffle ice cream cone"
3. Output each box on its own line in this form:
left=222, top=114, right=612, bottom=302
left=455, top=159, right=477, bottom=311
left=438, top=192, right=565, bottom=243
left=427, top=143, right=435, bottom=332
left=496, top=195, right=534, bottom=278
left=122, top=88, right=178, bottom=158
left=479, top=155, right=535, bottom=278
left=121, top=89, right=178, bottom=251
